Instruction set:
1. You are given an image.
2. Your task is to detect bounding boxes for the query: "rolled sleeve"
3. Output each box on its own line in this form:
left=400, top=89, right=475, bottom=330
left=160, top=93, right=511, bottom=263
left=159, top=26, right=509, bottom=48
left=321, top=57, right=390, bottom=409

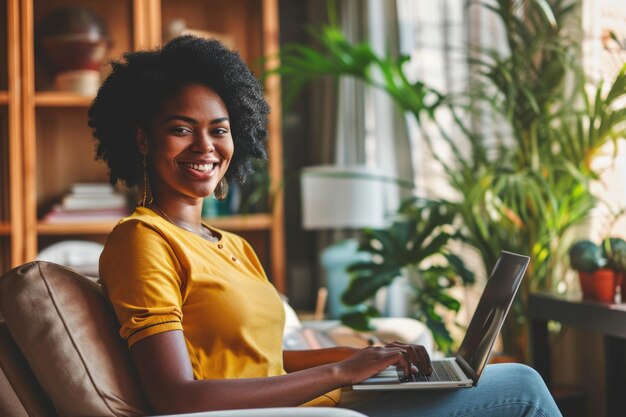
left=100, top=219, right=185, bottom=348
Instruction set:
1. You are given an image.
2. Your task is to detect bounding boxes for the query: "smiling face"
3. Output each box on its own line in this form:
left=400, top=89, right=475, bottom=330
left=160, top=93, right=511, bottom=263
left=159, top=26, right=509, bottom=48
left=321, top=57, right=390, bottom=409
left=138, top=83, right=234, bottom=205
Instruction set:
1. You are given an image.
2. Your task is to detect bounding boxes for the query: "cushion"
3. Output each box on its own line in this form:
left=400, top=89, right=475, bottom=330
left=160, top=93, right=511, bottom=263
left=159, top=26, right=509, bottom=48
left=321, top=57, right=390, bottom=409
left=0, top=261, right=150, bottom=417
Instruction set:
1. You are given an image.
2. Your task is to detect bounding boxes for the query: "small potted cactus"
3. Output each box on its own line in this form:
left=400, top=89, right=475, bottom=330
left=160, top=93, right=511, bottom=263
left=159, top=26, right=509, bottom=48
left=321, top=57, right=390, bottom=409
left=568, top=240, right=614, bottom=302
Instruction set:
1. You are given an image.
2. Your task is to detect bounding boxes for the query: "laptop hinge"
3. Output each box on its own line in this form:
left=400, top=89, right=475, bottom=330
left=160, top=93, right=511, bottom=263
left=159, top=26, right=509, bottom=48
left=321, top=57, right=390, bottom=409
left=455, top=354, right=480, bottom=385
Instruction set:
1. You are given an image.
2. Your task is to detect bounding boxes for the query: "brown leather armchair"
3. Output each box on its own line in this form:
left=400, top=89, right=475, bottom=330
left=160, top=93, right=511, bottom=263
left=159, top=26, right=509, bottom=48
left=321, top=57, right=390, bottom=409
left=0, top=262, right=367, bottom=417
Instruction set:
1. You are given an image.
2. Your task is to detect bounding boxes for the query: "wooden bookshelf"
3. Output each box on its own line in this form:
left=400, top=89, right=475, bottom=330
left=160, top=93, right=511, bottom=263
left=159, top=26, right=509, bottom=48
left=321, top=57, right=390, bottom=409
left=8, top=0, right=286, bottom=291
left=1, top=0, right=25, bottom=272
left=34, top=92, right=94, bottom=107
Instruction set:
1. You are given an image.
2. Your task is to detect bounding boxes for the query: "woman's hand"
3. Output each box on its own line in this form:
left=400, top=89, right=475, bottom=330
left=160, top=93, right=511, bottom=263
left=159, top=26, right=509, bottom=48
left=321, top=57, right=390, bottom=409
left=385, top=341, right=432, bottom=377
left=333, top=342, right=432, bottom=385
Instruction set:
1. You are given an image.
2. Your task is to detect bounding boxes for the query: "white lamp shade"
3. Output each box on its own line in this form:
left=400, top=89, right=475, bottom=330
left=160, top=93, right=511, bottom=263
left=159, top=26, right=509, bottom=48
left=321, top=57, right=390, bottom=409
left=300, top=165, right=387, bottom=229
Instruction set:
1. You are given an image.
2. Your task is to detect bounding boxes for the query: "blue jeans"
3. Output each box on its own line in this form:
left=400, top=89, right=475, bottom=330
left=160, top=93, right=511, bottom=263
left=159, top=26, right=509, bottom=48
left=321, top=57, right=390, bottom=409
left=342, top=363, right=562, bottom=417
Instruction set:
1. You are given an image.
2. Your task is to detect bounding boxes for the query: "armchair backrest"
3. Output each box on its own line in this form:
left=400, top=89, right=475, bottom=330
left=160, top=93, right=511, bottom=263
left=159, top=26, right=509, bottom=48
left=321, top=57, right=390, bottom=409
left=0, top=261, right=150, bottom=417
left=0, top=320, right=55, bottom=416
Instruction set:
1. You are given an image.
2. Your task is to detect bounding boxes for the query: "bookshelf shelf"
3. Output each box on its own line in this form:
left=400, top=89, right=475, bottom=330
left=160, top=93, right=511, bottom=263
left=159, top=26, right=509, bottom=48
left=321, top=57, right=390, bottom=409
left=34, top=92, right=94, bottom=107
left=36, top=213, right=274, bottom=236
left=37, top=221, right=118, bottom=235
left=204, top=213, right=273, bottom=231
left=0, top=91, right=8, bottom=104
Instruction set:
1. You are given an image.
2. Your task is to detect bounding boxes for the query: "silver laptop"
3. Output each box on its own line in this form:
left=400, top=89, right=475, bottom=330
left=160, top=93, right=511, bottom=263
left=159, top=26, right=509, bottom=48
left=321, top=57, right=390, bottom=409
left=353, top=250, right=530, bottom=390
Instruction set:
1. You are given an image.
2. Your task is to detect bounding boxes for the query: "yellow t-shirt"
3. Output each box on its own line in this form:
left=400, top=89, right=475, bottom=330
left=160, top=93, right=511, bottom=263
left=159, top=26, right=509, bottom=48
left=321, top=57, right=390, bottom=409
left=99, top=207, right=340, bottom=406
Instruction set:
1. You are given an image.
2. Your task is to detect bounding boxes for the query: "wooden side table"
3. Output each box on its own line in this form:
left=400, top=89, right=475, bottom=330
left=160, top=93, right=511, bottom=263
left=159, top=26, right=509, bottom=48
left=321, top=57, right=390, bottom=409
left=529, top=293, right=626, bottom=417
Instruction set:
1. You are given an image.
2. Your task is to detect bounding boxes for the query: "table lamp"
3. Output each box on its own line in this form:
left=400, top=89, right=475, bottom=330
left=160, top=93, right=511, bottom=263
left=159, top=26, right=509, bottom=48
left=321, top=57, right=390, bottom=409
left=301, top=165, right=388, bottom=319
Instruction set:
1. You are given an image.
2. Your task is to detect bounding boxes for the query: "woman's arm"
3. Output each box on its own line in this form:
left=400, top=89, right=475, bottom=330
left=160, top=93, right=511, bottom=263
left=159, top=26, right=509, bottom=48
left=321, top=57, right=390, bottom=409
left=131, top=330, right=417, bottom=414
left=283, top=347, right=360, bottom=372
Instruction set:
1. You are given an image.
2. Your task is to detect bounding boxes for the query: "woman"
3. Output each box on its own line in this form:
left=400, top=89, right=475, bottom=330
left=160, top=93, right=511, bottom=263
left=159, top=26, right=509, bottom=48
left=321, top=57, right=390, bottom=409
left=91, top=35, right=562, bottom=416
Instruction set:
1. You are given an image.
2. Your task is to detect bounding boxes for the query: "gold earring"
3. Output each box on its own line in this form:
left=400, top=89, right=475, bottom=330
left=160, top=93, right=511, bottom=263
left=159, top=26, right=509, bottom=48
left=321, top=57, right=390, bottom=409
left=214, top=178, right=229, bottom=201
left=141, top=155, right=153, bottom=206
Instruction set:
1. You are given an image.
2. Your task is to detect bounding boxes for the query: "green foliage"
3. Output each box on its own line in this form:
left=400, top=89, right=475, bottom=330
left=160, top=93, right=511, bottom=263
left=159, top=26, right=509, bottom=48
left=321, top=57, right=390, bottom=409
left=447, top=0, right=626, bottom=296
left=269, top=16, right=444, bottom=120
left=441, top=0, right=626, bottom=358
left=340, top=305, right=381, bottom=331
left=601, top=237, right=626, bottom=271
left=238, top=158, right=271, bottom=214
left=272, top=0, right=626, bottom=357
left=340, top=198, right=474, bottom=353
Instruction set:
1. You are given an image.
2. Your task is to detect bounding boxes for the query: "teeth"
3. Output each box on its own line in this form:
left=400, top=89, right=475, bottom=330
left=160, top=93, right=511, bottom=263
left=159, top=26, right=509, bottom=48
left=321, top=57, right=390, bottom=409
left=182, top=162, right=215, bottom=172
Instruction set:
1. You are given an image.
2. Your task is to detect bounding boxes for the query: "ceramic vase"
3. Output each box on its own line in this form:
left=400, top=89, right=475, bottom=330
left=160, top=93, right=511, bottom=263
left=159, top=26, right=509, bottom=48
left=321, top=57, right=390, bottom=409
left=38, top=5, right=111, bottom=95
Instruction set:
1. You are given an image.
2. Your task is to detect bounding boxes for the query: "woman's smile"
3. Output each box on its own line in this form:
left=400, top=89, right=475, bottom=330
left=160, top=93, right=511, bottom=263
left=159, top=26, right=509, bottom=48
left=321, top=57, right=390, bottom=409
left=178, top=160, right=220, bottom=178
left=179, top=161, right=215, bottom=173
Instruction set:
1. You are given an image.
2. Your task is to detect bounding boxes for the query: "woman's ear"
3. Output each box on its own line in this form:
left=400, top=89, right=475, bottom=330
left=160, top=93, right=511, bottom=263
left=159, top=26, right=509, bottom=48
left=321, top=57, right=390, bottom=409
left=135, top=127, right=148, bottom=155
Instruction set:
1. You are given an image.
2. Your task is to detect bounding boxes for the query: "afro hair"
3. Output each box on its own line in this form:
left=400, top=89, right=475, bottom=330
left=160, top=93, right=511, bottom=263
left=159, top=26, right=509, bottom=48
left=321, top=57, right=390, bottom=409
left=88, top=35, right=270, bottom=188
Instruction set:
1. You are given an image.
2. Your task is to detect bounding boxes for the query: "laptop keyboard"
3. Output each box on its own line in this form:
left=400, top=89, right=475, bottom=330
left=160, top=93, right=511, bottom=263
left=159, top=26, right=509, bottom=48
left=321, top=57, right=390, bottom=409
left=400, top=360, right=461, bottom=382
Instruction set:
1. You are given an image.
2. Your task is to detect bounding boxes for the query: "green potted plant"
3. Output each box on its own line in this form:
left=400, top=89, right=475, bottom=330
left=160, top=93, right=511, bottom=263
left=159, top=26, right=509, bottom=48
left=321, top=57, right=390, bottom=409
left=568, top=238, right=626, bottom=303
left=340, top=198, right=474, bottom=354
left=429, top=0, right=626, bottom=357
left=271, top=0, right=626, bottom=359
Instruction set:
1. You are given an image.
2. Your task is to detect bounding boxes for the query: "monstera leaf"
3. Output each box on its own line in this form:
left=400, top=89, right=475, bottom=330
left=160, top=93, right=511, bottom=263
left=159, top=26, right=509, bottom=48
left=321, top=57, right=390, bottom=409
left=340, top=198, right=474, bottom=353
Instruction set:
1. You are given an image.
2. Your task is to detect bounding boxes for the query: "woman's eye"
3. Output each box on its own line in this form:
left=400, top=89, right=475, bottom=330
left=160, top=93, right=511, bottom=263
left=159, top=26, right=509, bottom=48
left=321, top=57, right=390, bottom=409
left=213, top=127, right=229, bottom=136
left=171, top=126, right=192, bottom=135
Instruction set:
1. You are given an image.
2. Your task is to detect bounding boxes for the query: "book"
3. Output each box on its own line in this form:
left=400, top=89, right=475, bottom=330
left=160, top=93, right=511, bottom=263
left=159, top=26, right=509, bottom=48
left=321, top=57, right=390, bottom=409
left=42, top=205, right=128, bottom=224
left=70, top=182, right=117, bottom=195
left=61, top=193, right=127, bottom=211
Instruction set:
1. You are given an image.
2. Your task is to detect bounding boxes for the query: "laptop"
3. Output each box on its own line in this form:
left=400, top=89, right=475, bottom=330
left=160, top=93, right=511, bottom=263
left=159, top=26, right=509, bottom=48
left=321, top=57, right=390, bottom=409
left=353, top=250, right=530, bottom=390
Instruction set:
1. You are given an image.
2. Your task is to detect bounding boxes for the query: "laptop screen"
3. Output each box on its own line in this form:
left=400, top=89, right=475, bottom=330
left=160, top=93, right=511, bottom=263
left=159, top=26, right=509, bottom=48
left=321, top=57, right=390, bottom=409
left=456, top=251, right=529, bottom=381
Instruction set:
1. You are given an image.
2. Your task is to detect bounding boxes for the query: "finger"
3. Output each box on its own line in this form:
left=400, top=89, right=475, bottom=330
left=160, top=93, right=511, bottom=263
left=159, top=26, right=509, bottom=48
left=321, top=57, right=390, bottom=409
left=386, top=342, right=420, bottom=371
left=414, top=345, right=432, bottom=375
left=405, top=345, right=421, bottom=370
left=394, top=351, right=412, bottom=378
left=385, top=343, right=431, bottom=375
left=402, top=344, right=431, bottom=374
left=386, top=342, right=414, bottom=362
left=375, top=347, right=412, bottom=376
left=385, top=341, right=405, bottom=350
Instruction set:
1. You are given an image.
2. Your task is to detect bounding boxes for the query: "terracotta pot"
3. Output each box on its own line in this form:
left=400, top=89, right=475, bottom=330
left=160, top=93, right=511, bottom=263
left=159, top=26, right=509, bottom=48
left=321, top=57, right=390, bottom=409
left=579, top=268, right=616, bottom=302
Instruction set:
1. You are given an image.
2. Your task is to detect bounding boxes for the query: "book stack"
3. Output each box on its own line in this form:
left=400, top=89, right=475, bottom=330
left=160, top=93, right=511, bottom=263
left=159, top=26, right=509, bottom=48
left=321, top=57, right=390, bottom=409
left=43, top=183, right=130, bottom=224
